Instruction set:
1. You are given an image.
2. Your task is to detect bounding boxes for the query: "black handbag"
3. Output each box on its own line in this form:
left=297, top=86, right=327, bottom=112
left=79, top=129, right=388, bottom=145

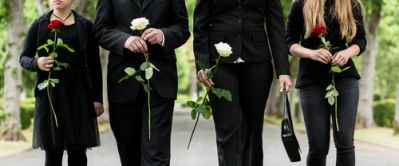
left=281, top=90, right=301, bottom=162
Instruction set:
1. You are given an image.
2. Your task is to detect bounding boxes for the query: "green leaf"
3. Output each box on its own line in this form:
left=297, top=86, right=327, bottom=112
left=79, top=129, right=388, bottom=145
left=341, top=67, right=350, bottom=72
left=326, top=84, right=334, bottom=91
left=50, top=52, right=58, bottom=58
left=47, top=39, right=54, bottom=45
left=196, top=96, right=203, bottom=103
left=50, top=82, right=56, bottom=87
left=328, top=96, right=335, bottom=106
left=145, top=67, right=153, bottom=80
left=37, top=44, right=51, bottom=51
left=58, top=43, right=75, bottom=53
left=124, top=67, right=136, bottom=76
left=211, top=88, right=232, bottom=102
left=140, top=62, right=151, bottom=71
left=195, top=105, right=204, bottom=114
left=143, top=84, right=152, bottom=93
left=56, top=61, right=69, bottom=69
left=37, top=81, right=48, bottom=90
left=186, top=101, right=198, bottom=109
left=331, top=66, right=343, bottom=73
left=57, top=38, right=63, bottom=45
left=332, top=89, right=339, bottom=97
left=150, top=63, right=160, bottom=72
left=201, top=107, right=212, bottom=119
left=222, top=90, right=232, bottom=102
left=50, top=79, right=59, bottom=84
left=196, top=60, right=206, bottom=70
left=118, top=75, right=131, bottom=83
left=135, top=75, right=145, bottom=82
left=191, top=110, right=197, bottom=120
left=325, top=90, right=333, bottom=98
left=52, top=66, right=62, bottom=71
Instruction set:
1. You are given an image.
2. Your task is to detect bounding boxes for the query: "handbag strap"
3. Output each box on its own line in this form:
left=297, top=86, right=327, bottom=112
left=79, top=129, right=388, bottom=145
left=282, top=90, right=294, bottom=130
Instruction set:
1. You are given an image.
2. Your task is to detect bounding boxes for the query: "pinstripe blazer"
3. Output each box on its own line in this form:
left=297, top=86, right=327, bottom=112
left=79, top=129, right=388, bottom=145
left=193, top=0, right=290, bottom=76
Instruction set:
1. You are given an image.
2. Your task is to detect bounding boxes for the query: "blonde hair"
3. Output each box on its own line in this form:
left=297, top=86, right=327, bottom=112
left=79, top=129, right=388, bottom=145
left=303, top=0, right=360, bottom=42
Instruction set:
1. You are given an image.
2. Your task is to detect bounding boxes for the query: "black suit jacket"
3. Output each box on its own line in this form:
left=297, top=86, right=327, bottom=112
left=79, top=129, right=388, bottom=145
left=95, top=0, right=190, bottom=103
left=194, top=0, right=290, bottom=76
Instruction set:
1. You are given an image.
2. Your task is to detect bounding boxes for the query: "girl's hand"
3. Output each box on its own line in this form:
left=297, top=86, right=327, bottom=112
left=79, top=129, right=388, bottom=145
left=37, top=57, right=54, bottom=71
left=93, top=102, right=104, bottom=117
left=332, top=51, right=350, bottom=66
left=196, top=69, right=214, bottom=88
left=308, top=48, right=333, bottom=64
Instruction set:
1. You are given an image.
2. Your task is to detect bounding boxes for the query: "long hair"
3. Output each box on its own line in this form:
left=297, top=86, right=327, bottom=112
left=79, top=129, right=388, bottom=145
left=303, top=0, right=360, bottom=42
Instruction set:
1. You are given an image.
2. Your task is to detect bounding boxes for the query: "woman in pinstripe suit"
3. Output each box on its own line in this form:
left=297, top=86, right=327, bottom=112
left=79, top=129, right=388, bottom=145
left=193, top=0, right=292, bottom=165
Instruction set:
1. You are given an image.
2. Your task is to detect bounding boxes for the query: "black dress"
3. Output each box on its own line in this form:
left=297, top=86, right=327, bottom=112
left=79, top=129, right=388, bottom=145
left=20, top=11, right=102, bottom=150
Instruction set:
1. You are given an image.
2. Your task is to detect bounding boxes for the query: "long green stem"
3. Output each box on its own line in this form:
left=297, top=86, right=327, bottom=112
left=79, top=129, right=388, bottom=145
left=187, top=90, right=210, bottom=149
left=47, top=72, right=58, bottom=127
left=332, top=73, right=339, bottom=132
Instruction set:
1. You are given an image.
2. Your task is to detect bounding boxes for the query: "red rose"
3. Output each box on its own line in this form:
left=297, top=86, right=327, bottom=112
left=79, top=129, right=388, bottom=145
left=312, top=25, right=326, bottom=36
left=48, top=19, right=64, bottom=30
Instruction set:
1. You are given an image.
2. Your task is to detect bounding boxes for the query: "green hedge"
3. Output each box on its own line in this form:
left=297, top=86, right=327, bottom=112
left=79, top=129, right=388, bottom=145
left=0, top=98, right=35, bottom=130
left=373, top=99, right=396, bottom=128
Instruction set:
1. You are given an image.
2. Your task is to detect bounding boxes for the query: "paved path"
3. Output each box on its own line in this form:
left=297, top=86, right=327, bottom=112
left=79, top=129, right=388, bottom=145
left=1, top=111, right=398, bottom=166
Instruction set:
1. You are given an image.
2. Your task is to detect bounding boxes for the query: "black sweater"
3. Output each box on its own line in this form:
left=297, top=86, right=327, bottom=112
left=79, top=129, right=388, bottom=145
left=286, top=0, right=367, bottom=88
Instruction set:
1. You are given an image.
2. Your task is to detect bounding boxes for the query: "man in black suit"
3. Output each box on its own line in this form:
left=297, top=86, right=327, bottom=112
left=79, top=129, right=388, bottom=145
left=94, top=0, right=189, bottom=165
left=194, top=0, right=292, bottom=165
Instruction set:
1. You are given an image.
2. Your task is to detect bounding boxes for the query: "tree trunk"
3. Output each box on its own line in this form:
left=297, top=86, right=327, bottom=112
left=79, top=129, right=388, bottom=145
left=35, top=0, right=49, bottom=14
left=357, top=2, right=382, bottom=128
left=0, top=0, right=26, bottom=141
left=394, top=73, right=399, bottom=135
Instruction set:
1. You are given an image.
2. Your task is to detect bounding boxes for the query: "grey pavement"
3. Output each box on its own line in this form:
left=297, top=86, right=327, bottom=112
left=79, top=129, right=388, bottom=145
left=0, top=111, right=398, bottom=166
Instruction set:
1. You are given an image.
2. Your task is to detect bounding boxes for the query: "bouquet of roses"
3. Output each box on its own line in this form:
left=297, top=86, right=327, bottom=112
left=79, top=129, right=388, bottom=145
left=186, top=42, right=233, bottom=149
left=312, top=25, right=349, bottom=131
left=36, top=19, right=75, bottom=127
left=118, top=17, right=159, bottom=140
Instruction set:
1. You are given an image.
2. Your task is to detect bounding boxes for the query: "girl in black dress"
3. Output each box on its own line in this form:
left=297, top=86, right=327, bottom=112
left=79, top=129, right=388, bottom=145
left=20, top=0, right=103, bottom=165
left=286, top=0, right=366, bottom=165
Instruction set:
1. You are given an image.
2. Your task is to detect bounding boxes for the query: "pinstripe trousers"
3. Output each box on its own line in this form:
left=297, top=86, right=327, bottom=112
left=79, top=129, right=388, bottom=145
left=209, top=62, right=274, bottom=166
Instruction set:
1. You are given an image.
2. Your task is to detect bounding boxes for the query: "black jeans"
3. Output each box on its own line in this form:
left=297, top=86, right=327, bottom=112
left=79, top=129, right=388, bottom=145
left=45, top=147, right=87, bottom=166
left=300, top=78, right=359, bottom=166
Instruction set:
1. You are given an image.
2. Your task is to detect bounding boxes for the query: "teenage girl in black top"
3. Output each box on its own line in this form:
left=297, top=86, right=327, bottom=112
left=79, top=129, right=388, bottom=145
left=286, top=0, right=366, bottom=165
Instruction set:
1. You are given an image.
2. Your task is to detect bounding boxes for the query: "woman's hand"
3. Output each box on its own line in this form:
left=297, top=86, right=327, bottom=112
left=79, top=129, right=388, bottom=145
left=196, top=69, right=214, bottom=88
left=37, top=57, right=54, bottom=71
left=332, top=44, right=360, bottom=66
left=308, top=48, right=333, bottom=64
left=332, top=51, right=350, bottom=66
left=279, top=75, right=292, bottom=92
left=93, top=102, right=104, bottom=117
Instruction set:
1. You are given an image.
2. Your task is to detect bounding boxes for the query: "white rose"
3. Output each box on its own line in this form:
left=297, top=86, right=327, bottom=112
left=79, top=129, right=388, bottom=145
left=130, top=17, right=150, bottom=31
left=214, top=42, right=232, bottom=57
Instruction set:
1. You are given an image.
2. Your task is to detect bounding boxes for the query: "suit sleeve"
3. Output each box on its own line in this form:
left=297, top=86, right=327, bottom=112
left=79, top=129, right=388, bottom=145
left=193, top=0, right=211, bottom=71
left=20, top=19, right=40, bottom=72
left=349, top=2, right=367, bottom=55
left=94, top=0, right=131, bottom=56
left=160, top=0, right=190, bottom=52
left=87, top=22, right=103, bottom=103
left=265, top=0, right=291, bottom=76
